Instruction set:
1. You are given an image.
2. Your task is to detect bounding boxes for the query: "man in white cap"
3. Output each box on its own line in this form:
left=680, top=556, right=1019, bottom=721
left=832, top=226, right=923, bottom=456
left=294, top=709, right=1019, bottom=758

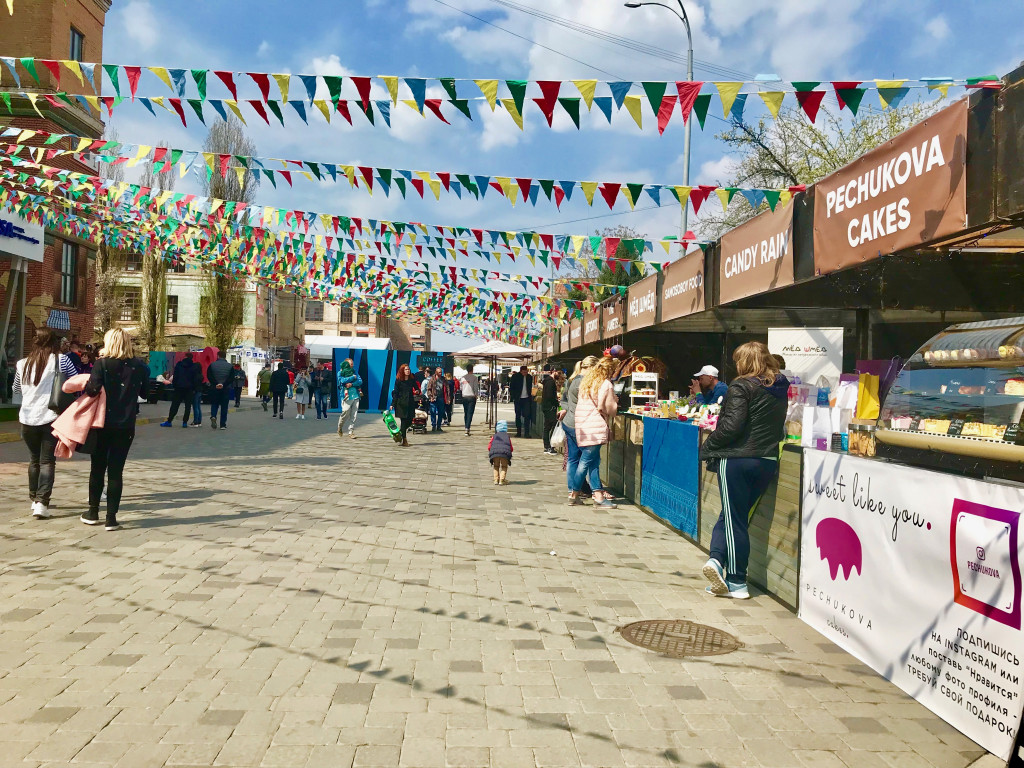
left=690, top=365, right=728, bottom=405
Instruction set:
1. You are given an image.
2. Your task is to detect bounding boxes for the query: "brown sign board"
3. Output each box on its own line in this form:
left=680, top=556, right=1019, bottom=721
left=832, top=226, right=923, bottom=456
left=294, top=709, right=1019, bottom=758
left=813, top=99, right=968, bottom=275
left=602, top=298, right=624, bottom=339
left=720, top=202, right=794, bottom=304
left=661, top=250, right=705, bottom=321
left=627, top=273, right=659, bottom=331
left=569, top=319, right=583, bottom=349
left=547, top=331, right=557, bottom=356
left=583, top=309, right=601, bottom=344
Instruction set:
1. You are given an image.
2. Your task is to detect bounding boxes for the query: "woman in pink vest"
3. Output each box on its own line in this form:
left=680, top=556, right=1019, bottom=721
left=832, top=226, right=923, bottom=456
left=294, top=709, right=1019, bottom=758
left=571, top=357, right=618, bottom=508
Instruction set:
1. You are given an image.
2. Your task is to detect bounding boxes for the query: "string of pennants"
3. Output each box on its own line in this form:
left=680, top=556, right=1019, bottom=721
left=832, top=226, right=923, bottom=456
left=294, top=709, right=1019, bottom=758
left=0, top=57, right=1002, bottom=132
left=0, top=127, right=805, bottom=214
left=0, top=150, right=706, bottom=269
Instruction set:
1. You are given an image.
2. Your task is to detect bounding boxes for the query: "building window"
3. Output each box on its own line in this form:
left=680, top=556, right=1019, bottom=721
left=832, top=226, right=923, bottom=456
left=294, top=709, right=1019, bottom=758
left=125, top=252, right=142, bottom=272
left=166, top=259, right=186, bottom=273
left=340, top=307, right=353, bottom=323
left=305, top=301, right=324, bottom=322
left=357, top=309, right=370, bottom=324
left=58, top=241, right=78, bottom=306
left=119, top=287, right=141, bottom=322
left=69, top=28, right=85, bottom=62
left=306, top=329, right=323, bottom=336
left=166, top=295, right=179, bottom=324
left=340, top=330, right=353, bottom=337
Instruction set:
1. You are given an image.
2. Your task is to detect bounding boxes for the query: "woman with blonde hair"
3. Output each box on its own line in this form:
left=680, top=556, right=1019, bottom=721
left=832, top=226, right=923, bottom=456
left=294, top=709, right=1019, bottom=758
left=559, top=356, right=596, bottom=502
left=80, top=328, right=150, bottom=530
left=570, top=356, right=618, bottom=507
left=700, top=341, right=789, bottom=599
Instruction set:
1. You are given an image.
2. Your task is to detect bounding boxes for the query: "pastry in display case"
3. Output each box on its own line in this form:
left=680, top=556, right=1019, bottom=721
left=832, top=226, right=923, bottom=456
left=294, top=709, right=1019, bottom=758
left=876, top=316, right=1024, bottom=481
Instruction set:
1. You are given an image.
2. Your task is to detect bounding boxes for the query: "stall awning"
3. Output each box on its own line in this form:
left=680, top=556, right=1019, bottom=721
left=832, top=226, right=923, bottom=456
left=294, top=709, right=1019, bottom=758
left=45, top=309, right=70, bottom=331
left=456, top=340, right=536, bottom=359
left=304, top=335, right=392, bottom=358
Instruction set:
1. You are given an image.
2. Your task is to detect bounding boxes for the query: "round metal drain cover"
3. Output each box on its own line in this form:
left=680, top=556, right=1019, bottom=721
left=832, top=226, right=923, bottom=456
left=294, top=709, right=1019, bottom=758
left=617, top=620, right=741, bottom=657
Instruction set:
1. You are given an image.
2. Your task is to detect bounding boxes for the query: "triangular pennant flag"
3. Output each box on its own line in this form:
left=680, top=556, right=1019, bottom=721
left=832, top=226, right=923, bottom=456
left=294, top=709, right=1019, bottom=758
left=439, top=77, right=458, bottom=101
left=474, top=79, right=498, bottom=110
left=641, top=81, right=667, bottom=114
left=608, top=81, right=632, bottom=109
left=290, top=100, right=307, bottom=124
left=266, top=99, right=285, bottom=125
left=168, top=68, right=187, bottom=96
left=313, top=99, right=331, bottom=122
left=581, top=182, right=598, bottom=206
left=450, top=98, right=472, bottom=121
left=740, top=188, right=765, bottom=210
left=675, top=81, right=704, bottom=123
left=714, top=81, right=743, bottom=117
left=191, top=69, right=207, bottom=101
left=764, top=189, right=781, bottom=212
left=323, top=75, right=342, bottom=103
left=599, top=183, right=621, bottom=210
left=593, top=96, right=613, bottom=123
left=729, top=94, right=747, bottom=122
left=209, top=99, right=228, bottom=122
left=759, top=91, right=785, bottom=119
left=715, top=188, right=736, bottom=212
left=623, top=95, right=643, bottom=128
left=923, top=78, right=953, bottom=98
left=657, top=95, right=676, bottom=134
left=248, top=100, right=270, bottom=124
left=380, top=75, right=399, bottom=104
left=878, top=86, right=909, bottom=110
left=20, top=57, right=41, bottom=85
left=249, top=72, right=271, bottom=101
left=406, top=78, right=426, bottom=111
left=499, top=98, right=524, bottom=130
left=298, top=74, right=317, bottom=102
left=625, top=183, right=644, bottom=210
left=505, top=80, right=527, bottom=114
left=572, top=79, right=597, bottom=109
left=123, top=65, right=141, bottom=99
left=795, top=89, right=825, bottom=122
left=1, top=57, right=21, bottom=87
left=423, top=99, right=449, bottom=125
left=557, top=98, right=580, bottom=129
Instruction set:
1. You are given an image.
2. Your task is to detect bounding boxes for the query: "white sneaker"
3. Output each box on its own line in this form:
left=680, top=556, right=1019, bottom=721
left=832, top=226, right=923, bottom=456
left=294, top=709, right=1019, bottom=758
left=295, top=414, right=301, bottom=419
left=31, top=501, right=50, bottom=518
left=301, top=414, right=306, bottom=420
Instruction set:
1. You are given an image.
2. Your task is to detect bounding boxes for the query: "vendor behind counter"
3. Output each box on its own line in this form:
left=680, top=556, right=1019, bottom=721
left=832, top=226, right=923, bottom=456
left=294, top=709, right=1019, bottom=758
left=692, top=365, right=728, bottom=405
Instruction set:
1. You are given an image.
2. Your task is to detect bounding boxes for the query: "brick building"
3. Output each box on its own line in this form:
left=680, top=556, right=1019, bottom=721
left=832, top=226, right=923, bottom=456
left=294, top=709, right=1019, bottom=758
left=0, top=0, right=111, bottom=364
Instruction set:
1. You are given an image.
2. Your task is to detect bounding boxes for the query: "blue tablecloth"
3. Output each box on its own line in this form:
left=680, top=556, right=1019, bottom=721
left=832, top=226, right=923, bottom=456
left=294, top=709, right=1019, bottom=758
left=640, top=417, right=700, bottom=538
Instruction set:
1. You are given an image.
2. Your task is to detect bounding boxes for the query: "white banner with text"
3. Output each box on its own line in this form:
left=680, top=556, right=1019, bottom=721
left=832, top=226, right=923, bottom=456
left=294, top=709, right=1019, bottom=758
left=800, top=451, right=1024, bottom=759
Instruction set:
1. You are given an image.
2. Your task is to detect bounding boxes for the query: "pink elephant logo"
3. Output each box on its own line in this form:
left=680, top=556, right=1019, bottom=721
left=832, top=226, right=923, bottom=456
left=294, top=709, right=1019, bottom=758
left=816, top=518, right=863, bottom=581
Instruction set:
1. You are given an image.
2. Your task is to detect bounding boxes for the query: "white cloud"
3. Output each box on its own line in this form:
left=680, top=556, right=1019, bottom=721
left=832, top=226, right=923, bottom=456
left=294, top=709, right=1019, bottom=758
left=257, top=40, right=272, bottom=57
left=479, top=103, right=523, bottom=151
left=118, top=0, right=160, bottom=50
left=698, top=156, right=739, bottom=185
left=925, top=16, right=951, bottom=41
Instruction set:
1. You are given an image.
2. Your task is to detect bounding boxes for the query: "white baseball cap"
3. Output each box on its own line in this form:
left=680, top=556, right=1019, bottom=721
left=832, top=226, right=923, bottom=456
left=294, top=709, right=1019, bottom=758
left=694, top=365, right=719, bottom=378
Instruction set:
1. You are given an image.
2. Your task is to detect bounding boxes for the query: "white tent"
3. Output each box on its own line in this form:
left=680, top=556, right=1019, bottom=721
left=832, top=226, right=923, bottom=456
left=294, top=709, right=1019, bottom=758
left=305, top=335, right=391, bottom=359
left=456, top=340, right=536, bottom=359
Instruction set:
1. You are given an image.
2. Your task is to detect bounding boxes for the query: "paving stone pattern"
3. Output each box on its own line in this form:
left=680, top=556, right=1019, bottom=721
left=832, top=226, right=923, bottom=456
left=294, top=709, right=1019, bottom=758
left=0, top=403, right=994, bottom=767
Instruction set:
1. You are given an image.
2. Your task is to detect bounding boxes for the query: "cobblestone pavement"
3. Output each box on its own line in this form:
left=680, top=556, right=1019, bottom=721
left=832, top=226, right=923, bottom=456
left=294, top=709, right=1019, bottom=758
left=0, top=403, right=995, bottom=767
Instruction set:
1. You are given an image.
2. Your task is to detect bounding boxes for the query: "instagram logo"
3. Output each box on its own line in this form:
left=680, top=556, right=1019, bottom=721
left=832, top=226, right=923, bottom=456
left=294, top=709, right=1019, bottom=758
left=951, top=499, right=1021, bottom=630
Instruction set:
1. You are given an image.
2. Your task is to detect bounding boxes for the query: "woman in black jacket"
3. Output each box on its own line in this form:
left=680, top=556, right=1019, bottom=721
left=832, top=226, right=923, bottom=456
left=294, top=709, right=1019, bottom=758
left=699, top=341, right=789, bottom=599
left=391, top=364, right=416, bottom=447
left=81, top=329, right=150, bottom=531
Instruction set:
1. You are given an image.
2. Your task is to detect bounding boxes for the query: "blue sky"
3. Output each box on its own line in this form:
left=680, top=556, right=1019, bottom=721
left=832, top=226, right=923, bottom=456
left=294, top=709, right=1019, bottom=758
left=99, top=0, right=1024, bottom=349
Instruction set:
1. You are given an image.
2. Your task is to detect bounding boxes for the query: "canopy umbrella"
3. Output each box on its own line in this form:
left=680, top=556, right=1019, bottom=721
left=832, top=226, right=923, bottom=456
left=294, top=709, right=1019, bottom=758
left=456, top=341, right=537, bottom=429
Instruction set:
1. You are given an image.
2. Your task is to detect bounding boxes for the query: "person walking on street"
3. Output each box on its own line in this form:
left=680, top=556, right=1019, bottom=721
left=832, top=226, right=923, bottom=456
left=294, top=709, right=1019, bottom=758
left=392, top=364, right=416, bottom=447
left=286, top=367, right=295, bottom=399
left=336, top=359, right=362, bottom=437
left=426, top=369, right=445, bottom=432
left=442, top=371, right=455, bottom=426
left=572, top=357, right=618, bottom=508
left=160, top=352, right=198, bottom=428
left=257, top=363, right=272, bottom=412
left=560, top=356, right=596, bottom=503
left=700, top=342, right=789, bottom=600
left=80, top=328, right=149, bottom=531
left=311, top=362, right=329, bottom=420
left=206, top=350, right=234, bottom=430
left=540, top=364, right=559, bottom=454
left=488, top=420, right=513, bottom=485
left=13, top=330, right=78, bottom=519
left=231, top=363, right=247, bottom=407
left=293, top=367, right=312, bottom=419
left=510, top=365, right=534, bottom=437
left=269, top=363, right=290, bottom=418
left=190, top=360, right=204, bottom=427
left=459, top=364, right=479, bottom=436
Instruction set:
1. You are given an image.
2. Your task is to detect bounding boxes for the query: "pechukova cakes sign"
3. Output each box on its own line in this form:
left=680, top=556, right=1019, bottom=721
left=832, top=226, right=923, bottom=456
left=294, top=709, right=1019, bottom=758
left=813, top=99, right=968, bottom=274
left=800, top=451, right=1024, bottom=759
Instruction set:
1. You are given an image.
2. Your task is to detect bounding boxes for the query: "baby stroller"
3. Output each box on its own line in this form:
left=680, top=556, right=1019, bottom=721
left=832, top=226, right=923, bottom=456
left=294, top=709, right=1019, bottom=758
left=411, top=408, right=429, bottom=435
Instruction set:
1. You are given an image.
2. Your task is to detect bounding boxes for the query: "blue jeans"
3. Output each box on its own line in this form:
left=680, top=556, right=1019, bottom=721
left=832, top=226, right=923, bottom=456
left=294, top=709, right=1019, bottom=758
left=192, top=389, right=202, bottom=423
left=571, top=444, right=602, bottom=493
left=564, top=427, right=581, bottom=491
left=429, top=400, right=443, bottom=430
left=314, top=390, right=328, bottom=418
left=462, top=397, right=476, bottom=431
left=209, top=388, right=230, bottom=427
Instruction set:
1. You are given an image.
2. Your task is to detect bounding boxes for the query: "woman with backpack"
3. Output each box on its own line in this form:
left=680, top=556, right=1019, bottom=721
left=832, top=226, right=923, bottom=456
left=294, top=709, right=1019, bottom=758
left=12, top=329, right=78, bottom=519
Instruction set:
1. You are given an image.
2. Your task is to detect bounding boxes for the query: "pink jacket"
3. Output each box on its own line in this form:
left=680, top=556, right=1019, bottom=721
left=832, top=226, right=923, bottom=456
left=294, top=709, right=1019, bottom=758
left=574, top=379, right=617, bottom=447
left=51, top=374, right=106, bottom=458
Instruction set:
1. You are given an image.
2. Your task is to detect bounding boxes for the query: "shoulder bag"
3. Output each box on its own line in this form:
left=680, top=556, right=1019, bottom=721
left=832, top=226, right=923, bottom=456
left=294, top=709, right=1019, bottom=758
left=48, top=354, right=76, bottom=414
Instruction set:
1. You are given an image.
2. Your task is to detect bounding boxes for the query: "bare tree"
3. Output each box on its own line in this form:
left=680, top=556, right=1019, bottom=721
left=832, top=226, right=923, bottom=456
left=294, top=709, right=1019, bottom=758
left=93, top=129, right=128, bottom=337
left=699, top=100, right=944, bottom=239
left=199, top=118, right=258, bottom=351
left=136, top=144, right=175, bottom=353
left=566, top=225, right=647, bottom=302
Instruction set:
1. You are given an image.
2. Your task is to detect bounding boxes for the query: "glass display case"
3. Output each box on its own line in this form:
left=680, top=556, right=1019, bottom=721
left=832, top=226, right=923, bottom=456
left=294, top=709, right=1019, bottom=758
left=876, top=317, right=1024, bottom=480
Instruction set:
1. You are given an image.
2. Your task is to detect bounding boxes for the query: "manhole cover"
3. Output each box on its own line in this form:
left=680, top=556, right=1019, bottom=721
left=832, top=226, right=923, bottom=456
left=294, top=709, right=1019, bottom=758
left=617, top=620, right=742, bottom=657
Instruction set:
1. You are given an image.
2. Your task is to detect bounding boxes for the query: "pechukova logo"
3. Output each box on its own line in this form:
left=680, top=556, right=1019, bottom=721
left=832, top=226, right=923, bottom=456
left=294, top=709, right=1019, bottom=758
left=951, top=499, right=1021, bottom=630
left=816, top=518, right=863, bottom=581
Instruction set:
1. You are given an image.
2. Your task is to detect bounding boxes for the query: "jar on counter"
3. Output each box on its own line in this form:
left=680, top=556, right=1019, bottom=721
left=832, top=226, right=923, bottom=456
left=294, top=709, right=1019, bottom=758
left=848, top=423, right=877, bottom=458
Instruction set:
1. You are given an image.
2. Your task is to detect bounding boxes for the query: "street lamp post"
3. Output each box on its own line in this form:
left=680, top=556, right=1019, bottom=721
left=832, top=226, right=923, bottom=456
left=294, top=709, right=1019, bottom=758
left=624, top=0, right=693, bottom=243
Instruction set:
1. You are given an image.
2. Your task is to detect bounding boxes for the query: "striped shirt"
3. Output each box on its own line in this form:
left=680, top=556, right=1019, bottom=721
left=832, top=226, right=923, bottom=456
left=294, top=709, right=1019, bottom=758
left=13, top=354, right=79, bottom=426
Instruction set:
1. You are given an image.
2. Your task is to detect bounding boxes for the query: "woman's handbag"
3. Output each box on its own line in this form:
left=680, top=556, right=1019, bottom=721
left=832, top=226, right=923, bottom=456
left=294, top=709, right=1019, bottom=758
left=48, top=355, right=75, bottom=414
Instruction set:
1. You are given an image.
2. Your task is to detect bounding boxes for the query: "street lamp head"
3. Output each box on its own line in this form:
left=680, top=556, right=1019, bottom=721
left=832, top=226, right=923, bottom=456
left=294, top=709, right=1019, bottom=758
left=624, top=2, right=643, bottom=6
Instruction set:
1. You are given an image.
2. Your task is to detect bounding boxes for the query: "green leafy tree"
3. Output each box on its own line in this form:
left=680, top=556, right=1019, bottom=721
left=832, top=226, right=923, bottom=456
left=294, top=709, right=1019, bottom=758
left=199, top=118, right=258, bottom=351
left=565, top=225, right=647, bottom=303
